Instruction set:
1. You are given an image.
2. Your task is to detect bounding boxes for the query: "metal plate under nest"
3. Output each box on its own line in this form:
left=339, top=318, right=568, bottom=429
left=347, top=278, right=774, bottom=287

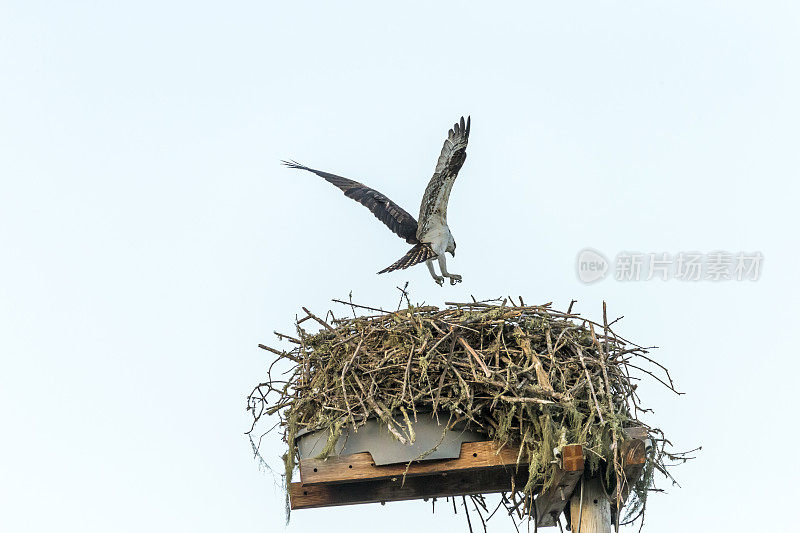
left=296, top=413, right=487, bottom=465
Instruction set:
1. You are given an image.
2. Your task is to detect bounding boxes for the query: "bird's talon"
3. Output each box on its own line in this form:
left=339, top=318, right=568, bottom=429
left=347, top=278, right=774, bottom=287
left=435, top=277, right=444, bottom=286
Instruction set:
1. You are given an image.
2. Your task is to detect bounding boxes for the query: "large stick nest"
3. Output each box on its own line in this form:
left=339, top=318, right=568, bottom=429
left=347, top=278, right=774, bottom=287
left=248, top=298, right=688, bottom=529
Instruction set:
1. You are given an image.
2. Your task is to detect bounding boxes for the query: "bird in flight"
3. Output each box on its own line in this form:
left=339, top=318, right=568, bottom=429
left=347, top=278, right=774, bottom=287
left=283, top=116, right=470, bottom=286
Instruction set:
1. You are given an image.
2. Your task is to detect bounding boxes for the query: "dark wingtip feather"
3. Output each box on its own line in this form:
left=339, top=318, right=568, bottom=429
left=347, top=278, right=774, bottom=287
left=450, top=116, right=470, bottom=140
left=281, top=159, right=305, bottom=169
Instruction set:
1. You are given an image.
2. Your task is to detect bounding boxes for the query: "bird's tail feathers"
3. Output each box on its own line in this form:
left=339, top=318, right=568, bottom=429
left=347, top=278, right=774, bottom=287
left=378, top=244, right=437, bottom=274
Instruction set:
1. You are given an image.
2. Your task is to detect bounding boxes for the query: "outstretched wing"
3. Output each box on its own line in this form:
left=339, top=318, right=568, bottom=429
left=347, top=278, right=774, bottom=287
left=377, top=243, right=437, bottom=274
left=283, top=161, right=419, bottom=244
left=417, top=116, right=470, bottom=239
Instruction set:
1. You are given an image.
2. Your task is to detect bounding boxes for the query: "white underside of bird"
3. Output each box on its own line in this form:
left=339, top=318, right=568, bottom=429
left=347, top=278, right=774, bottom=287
left=419, top=219, right=460, bottom=285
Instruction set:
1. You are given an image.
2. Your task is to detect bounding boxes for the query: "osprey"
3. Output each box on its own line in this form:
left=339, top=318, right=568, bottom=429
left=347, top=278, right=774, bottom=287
left=283, top=116, right=470, bottom=286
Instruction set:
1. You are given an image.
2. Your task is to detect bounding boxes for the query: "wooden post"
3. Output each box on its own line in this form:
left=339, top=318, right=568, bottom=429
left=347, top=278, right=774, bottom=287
left=569, top=476, right=612, bottom=533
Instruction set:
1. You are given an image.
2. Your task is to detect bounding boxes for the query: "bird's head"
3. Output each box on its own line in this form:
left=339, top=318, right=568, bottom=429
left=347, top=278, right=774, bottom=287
left=447, top=241, right=456, bottom=257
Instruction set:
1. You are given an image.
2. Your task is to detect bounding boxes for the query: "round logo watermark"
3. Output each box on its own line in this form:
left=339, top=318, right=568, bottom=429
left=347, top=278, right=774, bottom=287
left=576, top=248, right=609, bottom=284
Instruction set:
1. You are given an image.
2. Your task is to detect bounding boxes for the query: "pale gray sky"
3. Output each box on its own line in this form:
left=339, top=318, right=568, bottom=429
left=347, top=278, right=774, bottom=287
left=1, top=2, right=798, bottom=532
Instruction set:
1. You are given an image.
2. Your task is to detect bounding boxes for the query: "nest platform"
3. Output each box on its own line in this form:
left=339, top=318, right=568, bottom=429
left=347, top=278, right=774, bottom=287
left=249, top=298, right=681, bottom=528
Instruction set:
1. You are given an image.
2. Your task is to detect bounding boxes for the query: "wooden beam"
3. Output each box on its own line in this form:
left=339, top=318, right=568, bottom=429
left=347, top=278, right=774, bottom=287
left=615, top=435, right=647, bottom=506
left=290, top=465, right=527, bottom=510
left=611, top=428, right=649, bottom=526
left=534, top=444, right=585, bottom=527
left=622, top=426, right=648, bottom=440
left=536, top=431, right=647, bottom=529
left=290, top=433, right=650, bottom=523
left=299, top=440, right=521, bottom=486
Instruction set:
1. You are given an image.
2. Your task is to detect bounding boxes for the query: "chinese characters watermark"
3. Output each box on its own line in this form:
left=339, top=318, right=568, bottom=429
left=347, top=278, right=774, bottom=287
left=576, top=249, right=763, bottom=284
